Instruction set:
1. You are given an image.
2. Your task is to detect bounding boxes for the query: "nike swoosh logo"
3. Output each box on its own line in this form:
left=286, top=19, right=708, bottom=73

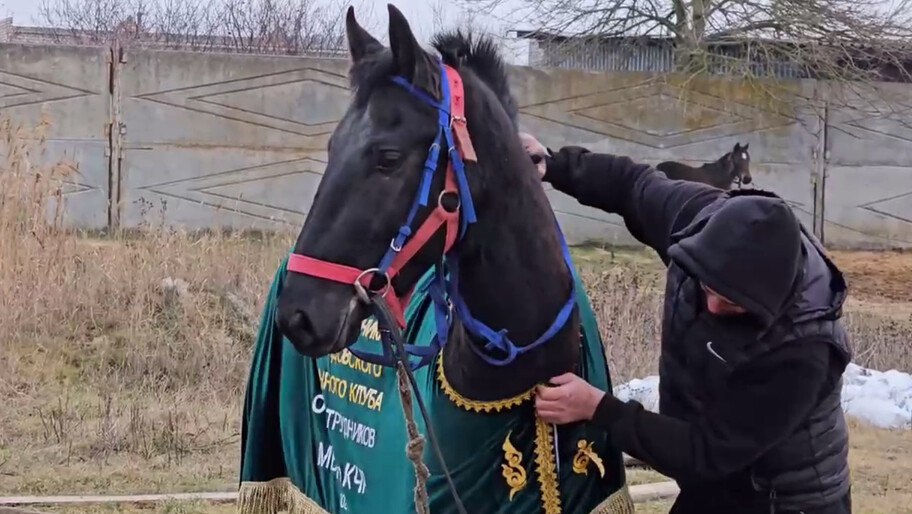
left=706, top=341, right=727, bottom=363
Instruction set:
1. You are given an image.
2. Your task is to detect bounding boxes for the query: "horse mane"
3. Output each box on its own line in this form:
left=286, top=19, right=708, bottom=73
left=431, top=30, right=519, bottom=128
left=347, top=30, right=519, bottom=129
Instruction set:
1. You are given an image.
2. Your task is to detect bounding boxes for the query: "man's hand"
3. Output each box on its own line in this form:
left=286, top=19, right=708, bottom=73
left=519, top=132, right=548, bottom=179
left=535, top=372, right=607, bottom=425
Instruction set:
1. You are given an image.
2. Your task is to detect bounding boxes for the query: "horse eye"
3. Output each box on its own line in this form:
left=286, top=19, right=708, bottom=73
left=376, top=149, right=401, bottom=173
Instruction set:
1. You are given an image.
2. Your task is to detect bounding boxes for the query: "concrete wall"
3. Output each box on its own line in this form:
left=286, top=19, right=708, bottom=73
left=2, top=41, right=911, bottom=249
left=0, top=43, right=111, bottom=229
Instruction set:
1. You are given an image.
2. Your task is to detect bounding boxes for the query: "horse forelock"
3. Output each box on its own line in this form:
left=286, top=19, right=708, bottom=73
left=345, top=30, right=518, bottom=130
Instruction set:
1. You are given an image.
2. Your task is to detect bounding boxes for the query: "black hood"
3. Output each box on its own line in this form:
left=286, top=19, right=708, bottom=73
left=666, top=190, right=846, bottom=329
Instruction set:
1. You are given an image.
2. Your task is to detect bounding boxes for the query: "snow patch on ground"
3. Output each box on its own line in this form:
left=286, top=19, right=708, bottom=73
left=614, top=363, right=912, bottom=430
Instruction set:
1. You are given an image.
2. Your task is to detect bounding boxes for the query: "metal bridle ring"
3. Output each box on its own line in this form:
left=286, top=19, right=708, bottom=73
left=354, top=268, right=391, bottom=304
left=438, top=190, right=460, bottom=213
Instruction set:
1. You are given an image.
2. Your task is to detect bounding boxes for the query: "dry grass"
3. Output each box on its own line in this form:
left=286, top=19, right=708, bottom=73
left=37, top=503, right=237, bottom=513
left=2, top=119, right=911, bottom=513
left=0, top=118, right=291, bottom=496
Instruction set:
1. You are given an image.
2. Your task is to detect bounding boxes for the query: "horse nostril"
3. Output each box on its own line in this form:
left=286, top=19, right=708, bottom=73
left=288, top=310, right=314, bottom=335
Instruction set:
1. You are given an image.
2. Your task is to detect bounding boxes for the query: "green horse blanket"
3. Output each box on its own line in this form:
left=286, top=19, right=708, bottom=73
left=238, top=256, right=634, bottom=514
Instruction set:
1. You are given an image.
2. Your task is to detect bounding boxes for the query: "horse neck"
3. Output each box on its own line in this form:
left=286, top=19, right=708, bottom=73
left=441, top=138, right=581, bottom=400
left=699, top=154, right=731, bottom=184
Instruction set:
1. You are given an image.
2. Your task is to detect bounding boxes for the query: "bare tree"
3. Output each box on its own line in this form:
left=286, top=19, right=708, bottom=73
left=471, top=0, right=912, bottom=82
left=36, top=0, right=352, bottom=56
left=460, top=0, right=912, bottom=125
left=209, top=0, right=348, bottom=55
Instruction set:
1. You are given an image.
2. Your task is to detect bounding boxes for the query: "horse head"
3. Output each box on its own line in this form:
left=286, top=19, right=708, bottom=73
left=731, top=142, right=752, bottom=186
left=276, top=4, right=556, bottom=359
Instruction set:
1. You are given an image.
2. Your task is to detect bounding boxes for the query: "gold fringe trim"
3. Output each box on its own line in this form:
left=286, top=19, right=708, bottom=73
left=436, top=352, right=537, bottom=413
left=588, top=484, right=636, bottom=514
left=533, top=417, right=562, bottom=514
left=237, top=478, right=330, bottom=514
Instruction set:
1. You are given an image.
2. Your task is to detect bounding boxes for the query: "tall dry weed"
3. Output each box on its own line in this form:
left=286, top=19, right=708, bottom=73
left=0, top=117, right=292, bottom=486
left=0, top=115, right=74, bottom=338
left=580, top=265, right=664, bottom=383
left=0, top=116, right=293, bottom=399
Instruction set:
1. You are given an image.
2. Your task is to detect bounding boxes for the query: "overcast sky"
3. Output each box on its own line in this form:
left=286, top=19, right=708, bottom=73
left=2, top=0, right=41, bottom=22
left=0, top=0, right=536, bottom=40
left=0, top=0, right=539, bottom=63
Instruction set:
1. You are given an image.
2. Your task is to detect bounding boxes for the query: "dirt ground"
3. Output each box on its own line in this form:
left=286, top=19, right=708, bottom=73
left=829, top=250, right=912, bottom=303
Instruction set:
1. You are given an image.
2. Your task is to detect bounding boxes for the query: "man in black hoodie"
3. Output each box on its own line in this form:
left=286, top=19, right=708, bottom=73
left=522, top=135, right=854, bottom=514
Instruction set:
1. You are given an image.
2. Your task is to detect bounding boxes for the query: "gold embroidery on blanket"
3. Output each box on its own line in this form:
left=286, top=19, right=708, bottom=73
left=501, top=430, right=528, bottom=500
left=533, top=417, right=562, bottom=514
left=572, top=440, right=606, bottom=478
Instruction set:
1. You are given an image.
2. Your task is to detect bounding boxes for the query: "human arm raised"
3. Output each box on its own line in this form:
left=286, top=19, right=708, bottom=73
left=521, top=134, right=723, bottom=262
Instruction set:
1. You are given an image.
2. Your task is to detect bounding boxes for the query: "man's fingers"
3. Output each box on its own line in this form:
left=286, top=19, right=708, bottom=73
left=519, top=132, right=546, bottom=156
left=535, top=394, right=565, bottom=410
left=548, top=372, right=577, bottom=385
left=536, top=385, right=565, bottom=401
left=535, top=405, right=562, bottom=417
left=536, top=409, right=567, bottom=424
left=537, top=413, right=560, bottom=424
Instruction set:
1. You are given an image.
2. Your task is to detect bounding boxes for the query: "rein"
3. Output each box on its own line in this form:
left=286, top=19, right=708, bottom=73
left=284, top=60, right=579, bottom=512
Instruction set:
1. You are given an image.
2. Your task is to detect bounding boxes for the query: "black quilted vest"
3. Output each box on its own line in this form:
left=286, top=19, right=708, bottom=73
left=659, top=195, right=852, bottom=511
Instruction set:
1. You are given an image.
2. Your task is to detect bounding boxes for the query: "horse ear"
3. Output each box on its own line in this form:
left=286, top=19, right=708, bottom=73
left=733, top=142, right=741, bottom=152
left=346, top=6, right=382, bottom=63
left=743, top=142, right=749, bottom=150
left=387, top=4, right=435, bottom=91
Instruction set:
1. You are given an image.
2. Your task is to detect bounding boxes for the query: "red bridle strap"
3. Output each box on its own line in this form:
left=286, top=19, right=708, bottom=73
left=384, top=169, right=461, bottom=279
left=286, top=254, right=410, bottom=327
left=446, top=66, right=477, bottom=163
left=286, top=66, right=472, bottom=329
left=286, top=167, right=459, bottom=328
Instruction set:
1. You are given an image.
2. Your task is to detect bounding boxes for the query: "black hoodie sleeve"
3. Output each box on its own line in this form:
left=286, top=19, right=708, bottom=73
left=591, top=339, right=835, bottom=484
left=544, top=147, right=723, bottom=263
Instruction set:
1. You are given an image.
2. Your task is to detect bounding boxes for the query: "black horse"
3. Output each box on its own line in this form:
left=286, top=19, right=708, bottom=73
left=656, top=142, right=752, bottom=189
left=254, top=4, right=632, bottom=513
left=277, top=7, right=581, bottom=400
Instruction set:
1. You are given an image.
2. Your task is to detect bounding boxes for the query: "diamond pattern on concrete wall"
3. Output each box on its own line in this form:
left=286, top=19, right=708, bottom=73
left=0, top=70, right=93, bottom=109
left=136, top=68, right=350, bottom=136
left=860, top=190, right=912, bottom=224
left=137, top=157, right=325, bottom=223
left=0, top=82, right=29, bottom=99
left=61, top=181, right=96, bottom=196
left=521, top=81, right=793, bottom=148
left=823, top=165, right=912, bottom=247
left=840, top=111, right=912, bottom=144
